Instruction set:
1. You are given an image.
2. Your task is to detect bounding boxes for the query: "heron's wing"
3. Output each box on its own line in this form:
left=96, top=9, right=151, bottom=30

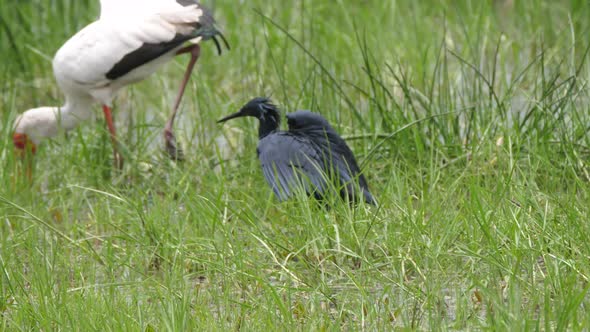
left=315, top=130, right=376, bottom=204
left=257, top=133, right=327, bottom=201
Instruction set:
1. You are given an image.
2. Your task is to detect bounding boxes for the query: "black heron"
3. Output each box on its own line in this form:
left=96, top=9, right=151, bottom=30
left=218, top=97, right=376, bottom=205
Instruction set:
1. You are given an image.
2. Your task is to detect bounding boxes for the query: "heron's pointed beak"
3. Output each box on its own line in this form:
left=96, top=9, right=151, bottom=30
left=217, top=110, right=245, bottom=123
left=13, top=133, right=36, bottom=182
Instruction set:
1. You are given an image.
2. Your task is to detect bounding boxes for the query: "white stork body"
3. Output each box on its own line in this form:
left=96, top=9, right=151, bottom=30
left=55, top=1, right=206, bottom=104
left=13, top=0, right=226, bottom=166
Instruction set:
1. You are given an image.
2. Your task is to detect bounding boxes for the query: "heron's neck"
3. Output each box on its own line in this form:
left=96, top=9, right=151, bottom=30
left=258, top=121, right=279, bottom=139
left=258, top=112, right=281, bottom=139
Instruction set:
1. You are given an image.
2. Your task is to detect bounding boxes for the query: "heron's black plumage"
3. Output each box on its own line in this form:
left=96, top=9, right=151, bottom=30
left=286, top=111, right=375, bottom=204
left=257, top=133, right=327, bottom=201
left=218, top=98, right=375, bottom=205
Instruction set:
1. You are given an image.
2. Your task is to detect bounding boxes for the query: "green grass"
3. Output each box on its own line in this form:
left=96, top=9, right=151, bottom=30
left=2, top=0, right=590, bottom=329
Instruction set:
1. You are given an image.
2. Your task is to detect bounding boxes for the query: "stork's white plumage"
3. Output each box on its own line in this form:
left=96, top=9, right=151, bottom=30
left=13, top=0, right=228, bottom=169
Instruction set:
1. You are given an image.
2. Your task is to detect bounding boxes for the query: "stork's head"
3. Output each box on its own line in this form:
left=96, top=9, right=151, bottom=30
left=218, top=97, right=281, bottom=138
left=13, top=107, right=65, bottom=154
left=14, top=112, right=41, bottom=158
left=12, top=107, right=61, bottom=180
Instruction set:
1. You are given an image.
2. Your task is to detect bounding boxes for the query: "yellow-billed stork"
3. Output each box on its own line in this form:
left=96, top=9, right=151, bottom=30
left=13, top=0, right=228, bottom=171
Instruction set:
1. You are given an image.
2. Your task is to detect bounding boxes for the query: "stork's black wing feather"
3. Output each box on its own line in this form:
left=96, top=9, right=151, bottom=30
left=106, top=34, right=193, bottom=80
left=105, top=3, right=227, bottom=80
left=257, top=132, right=328, bottom=201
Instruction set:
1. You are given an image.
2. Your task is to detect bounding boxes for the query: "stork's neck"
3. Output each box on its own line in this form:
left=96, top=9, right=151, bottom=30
left=58, top=95, right=94, bottom=130
left=14, top=92, right=94, bottom=145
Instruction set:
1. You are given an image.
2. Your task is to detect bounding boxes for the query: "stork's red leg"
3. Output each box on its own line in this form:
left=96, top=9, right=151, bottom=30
left=164, top=44, right=201, bottom=161
left=175, top=45, right=195, bottom=56
left=102, top=105, right=124, bottom=169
